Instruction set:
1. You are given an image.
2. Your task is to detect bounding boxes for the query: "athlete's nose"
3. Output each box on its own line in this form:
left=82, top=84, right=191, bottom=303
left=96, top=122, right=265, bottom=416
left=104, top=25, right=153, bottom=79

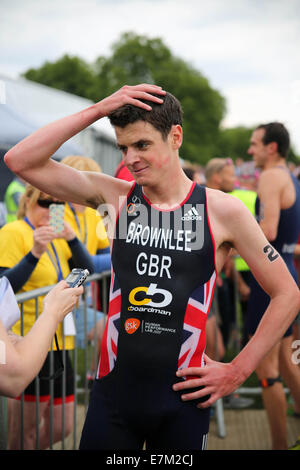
left=124, top=148, right=140, bottom=167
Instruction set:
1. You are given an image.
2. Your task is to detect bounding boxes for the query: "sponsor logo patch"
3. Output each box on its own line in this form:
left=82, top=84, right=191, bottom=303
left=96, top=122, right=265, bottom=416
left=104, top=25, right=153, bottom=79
left=125, top=318, right=140, bottom=334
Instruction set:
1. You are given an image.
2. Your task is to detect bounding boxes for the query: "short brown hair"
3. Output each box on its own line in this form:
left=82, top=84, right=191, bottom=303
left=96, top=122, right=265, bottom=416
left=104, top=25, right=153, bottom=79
left=108, top=92, right=183, bottom=140
left=256, top=122, right=290, bottom=158
left=204, top=158, right=233, bottom=181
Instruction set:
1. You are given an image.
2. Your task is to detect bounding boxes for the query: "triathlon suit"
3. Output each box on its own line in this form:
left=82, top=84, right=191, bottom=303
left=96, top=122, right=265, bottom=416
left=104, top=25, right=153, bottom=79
left=79, top=182, right=216, bottom=450
left=247, top=170, right=300, bottom=337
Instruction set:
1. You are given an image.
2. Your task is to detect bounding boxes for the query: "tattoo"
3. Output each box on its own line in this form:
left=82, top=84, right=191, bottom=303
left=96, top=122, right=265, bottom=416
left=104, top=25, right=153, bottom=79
left=263, top=244, right=279, bottom=262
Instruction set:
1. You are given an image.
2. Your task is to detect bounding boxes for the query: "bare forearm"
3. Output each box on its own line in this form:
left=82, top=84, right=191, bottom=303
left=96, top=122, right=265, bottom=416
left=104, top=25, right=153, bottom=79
left=5, top=308, right=58, bottom=396
left=4, top=84, right=166, bottom=175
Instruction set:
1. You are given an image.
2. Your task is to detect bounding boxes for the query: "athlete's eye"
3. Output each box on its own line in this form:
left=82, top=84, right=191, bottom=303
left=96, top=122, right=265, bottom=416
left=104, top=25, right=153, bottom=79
left=136, top=141, right=149, bottom=150
left=118, top=145, right=127, bottom=154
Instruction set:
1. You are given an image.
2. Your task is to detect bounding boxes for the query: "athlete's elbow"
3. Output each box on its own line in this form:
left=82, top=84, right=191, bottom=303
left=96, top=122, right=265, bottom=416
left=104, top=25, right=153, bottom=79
left=4, top=148, right=25, bottom=174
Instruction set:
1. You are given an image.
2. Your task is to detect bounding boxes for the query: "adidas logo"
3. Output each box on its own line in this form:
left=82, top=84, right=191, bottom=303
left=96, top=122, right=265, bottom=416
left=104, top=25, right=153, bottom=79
left=181, top=207, right=202, bottom=221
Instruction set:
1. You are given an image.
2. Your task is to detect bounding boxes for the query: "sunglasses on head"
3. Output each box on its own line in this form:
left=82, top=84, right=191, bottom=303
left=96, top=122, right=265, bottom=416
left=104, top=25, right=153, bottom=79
left=37, top=199, right=65, bottom=208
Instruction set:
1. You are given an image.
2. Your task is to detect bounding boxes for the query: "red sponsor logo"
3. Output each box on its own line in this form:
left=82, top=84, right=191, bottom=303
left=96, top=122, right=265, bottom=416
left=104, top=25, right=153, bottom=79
left=125, top=318, right=140, bottom=334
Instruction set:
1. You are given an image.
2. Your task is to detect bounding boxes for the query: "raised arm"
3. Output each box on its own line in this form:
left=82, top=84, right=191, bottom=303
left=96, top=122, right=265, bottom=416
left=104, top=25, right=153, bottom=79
left=4, top=84, right=166, bottom=209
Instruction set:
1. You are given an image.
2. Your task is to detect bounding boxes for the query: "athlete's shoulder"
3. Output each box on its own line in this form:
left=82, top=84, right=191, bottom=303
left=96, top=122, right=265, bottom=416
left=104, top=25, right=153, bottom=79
left=257, top=167, right=291, bottom=200
left=258, top=166, right=289, bottom=186
left=206, top=187, right=246, bottom=218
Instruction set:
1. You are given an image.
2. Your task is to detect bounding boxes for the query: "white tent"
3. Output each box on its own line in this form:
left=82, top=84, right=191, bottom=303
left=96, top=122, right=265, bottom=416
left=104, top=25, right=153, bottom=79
left=0, top=74, right=121, bottom=175
left=0, top=103, right=81, bottom=157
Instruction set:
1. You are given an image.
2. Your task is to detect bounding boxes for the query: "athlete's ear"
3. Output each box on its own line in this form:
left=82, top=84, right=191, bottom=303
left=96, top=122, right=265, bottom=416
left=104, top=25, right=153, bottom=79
left=267, top=141, right=277, bottom=155
left=170, top=125, right=183, bottom=150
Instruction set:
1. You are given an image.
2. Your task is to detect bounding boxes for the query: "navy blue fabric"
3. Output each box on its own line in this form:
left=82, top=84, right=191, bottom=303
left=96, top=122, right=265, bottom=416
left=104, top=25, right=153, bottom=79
left=79, top=373, right=210, bottom=450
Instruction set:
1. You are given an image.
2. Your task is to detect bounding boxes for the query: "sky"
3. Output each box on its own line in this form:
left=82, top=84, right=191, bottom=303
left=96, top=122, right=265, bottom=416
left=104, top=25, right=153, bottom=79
left=1, top=0, right=300, bottom=153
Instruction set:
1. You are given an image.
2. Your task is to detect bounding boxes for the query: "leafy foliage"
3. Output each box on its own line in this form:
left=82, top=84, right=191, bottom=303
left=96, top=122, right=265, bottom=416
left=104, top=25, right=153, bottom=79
left=22, top=32, right=299, bottom=165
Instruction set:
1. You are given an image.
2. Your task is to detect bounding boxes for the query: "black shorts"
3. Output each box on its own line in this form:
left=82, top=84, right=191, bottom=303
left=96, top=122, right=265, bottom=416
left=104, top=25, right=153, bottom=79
left=16, top=350, right=75, bottom=404
left=79, top=368, right=211, bottom=451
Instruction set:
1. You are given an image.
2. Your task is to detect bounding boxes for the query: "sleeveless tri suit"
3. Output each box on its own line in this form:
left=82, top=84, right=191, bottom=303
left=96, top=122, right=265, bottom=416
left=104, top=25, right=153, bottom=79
left=246, top=171, right=300, bottom=337
left=79, top=182, right=216, bottom=450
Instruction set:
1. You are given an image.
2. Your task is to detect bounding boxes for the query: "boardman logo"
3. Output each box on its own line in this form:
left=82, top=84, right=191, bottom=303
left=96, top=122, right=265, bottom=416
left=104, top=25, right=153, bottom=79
left=182, top=207, right=202, bottom=221
left=129, top=284, right=172, bottom=308
left=125, top=318, right=141, bottom=334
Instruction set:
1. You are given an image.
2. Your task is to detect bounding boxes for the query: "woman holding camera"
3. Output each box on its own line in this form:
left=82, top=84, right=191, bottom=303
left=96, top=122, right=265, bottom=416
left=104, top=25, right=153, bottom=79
left=0, top=184, right=93, bottom=449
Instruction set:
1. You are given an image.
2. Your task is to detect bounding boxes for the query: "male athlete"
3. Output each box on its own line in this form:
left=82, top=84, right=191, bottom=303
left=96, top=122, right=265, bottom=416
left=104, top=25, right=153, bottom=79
left=247, top=122, right=300, bottom=450
left=4, top=85, right=300, bottom=450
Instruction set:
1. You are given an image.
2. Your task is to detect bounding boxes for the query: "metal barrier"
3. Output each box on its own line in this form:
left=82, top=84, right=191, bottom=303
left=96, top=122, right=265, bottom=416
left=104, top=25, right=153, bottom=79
left=0, top=271, right=110, bottom=450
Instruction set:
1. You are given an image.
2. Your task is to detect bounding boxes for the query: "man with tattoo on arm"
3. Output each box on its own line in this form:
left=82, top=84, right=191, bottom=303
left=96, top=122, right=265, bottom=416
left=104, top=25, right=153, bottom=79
left=3, top=86, right=300, bottom=450
left=246, top=122, right=300, bottom=450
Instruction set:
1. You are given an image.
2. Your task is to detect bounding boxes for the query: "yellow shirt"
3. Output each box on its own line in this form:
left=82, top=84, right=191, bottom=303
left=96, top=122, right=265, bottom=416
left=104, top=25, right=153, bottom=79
left=0, top=220, right=74, bottom=350
left=64, top=203, right=109, bottom=255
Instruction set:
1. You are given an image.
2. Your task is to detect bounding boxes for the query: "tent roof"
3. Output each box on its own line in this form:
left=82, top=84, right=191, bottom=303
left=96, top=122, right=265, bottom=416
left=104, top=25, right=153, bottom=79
left=0, top=74, right=116, bottom=150
left=0, top=104, right=80, bottom=157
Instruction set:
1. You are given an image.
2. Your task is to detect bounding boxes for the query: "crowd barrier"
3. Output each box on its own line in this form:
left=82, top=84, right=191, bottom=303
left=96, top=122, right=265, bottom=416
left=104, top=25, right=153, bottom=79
left=0, top=271, right=110, bottom=450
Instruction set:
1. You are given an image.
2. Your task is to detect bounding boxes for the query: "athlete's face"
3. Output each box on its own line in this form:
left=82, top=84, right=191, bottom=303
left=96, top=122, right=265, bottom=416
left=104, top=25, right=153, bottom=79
left=248, top=128, right=268, bottom=169
left=115, top=121, right=181, bottom=186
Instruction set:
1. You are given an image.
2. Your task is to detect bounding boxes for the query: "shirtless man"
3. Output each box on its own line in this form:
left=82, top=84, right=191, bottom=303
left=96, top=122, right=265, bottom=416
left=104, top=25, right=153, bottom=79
left=4, top=85, right=300, bottom=450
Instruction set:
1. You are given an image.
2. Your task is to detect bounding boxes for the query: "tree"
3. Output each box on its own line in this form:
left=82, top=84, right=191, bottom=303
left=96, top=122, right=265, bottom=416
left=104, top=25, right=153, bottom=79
left=23, top=55, right=96, bottom=99
left=22, top=32, right=226, bottom=165
left=216, top=126, right=255, bottom=161
left=216, top=126, right=300, bottom=164
left=91, top=32, right=226, bottom=164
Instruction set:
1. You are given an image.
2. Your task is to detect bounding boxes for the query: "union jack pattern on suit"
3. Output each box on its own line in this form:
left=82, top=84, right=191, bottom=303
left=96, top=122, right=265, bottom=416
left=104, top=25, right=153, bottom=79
left=97, top=270, right=121, bottom=378
left=178, top=270, right=216, bottom=370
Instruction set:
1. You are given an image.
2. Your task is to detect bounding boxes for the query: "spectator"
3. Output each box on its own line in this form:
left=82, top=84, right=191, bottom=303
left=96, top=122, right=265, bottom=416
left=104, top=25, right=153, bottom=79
left=0, top=281, right=83, bottom=398
left=4, top=177, right=25, bottom=223
left=0, top=184, right=93, bottom=449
